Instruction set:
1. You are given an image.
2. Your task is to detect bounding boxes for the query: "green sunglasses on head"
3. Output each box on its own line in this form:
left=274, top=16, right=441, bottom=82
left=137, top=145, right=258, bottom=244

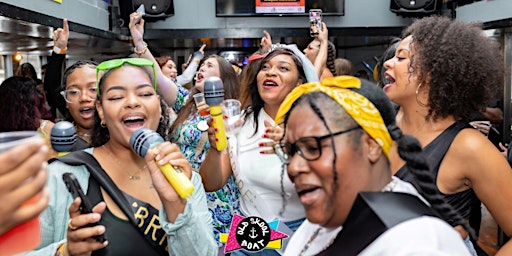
left=96, top=58, right=157, bottom=96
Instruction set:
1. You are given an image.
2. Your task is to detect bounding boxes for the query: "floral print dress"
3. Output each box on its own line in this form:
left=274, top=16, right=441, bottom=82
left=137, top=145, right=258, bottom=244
left=171, top=85, right=241, bottom=247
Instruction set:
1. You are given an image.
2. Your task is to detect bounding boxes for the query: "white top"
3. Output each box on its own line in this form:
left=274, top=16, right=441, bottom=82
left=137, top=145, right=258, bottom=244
left=228, top=109, right=305, bottom=222
left=284, top=177, right=470, bottom=256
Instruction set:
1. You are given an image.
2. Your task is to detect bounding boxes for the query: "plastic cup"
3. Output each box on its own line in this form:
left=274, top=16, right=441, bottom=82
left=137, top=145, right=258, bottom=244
left=221, top=99, right=242, bottom=136
left=193, top=93, right=209, bottom=116
left=0, top=131, right=42, bottom=255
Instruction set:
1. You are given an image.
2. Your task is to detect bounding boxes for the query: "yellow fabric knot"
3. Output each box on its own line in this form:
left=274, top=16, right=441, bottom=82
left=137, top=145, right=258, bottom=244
left=275, top=76, right=393, bottom=156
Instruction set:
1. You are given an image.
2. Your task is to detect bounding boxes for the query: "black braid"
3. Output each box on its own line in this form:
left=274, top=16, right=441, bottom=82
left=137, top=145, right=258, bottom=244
left=307, top=95, right=338, bottom=193
left=327, top=41, right=337, bottom=76
left=278, top=93, right=339, bottom=217
left=396, top=134, right=476, bottom=240
left=278, top=102, right=294, bottom=217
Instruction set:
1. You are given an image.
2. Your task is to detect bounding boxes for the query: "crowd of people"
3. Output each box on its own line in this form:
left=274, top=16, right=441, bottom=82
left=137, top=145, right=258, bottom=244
left=1, top=13, right=511, bottom=256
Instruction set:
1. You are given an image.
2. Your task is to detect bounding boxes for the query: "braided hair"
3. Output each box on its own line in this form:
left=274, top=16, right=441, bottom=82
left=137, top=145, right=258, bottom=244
left=326, top=41, right=337, bottom=76
left=279, top=78, right=474, bottom=239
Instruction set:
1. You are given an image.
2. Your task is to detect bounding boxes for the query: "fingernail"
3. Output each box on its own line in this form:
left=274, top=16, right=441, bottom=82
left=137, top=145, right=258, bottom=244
left=215, top=128, right=218, bottom=132
left=155, top=154, right=161, bottom=161
left=265, top=128, right=270, bottom=133
left=158, top=159, right=166, bottom=165
left=259, top=151, right=265, bottom=154
left=259, top=143, right=264, bottom=147
left=215, top=138, right=219, bottom=142
left=91, top=213, right=101, bottom=221
left=262, top=134, right=267, bottom=138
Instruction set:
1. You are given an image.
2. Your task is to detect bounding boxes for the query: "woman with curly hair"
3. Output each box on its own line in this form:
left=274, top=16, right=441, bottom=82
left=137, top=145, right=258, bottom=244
left=383, top=16, right=512, bottom=254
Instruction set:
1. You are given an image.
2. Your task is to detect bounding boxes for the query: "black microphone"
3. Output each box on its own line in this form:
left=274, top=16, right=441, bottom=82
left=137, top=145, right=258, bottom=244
left=50, top=121, right=76, bottom=156
left=130, top=128, right=194, bottom=198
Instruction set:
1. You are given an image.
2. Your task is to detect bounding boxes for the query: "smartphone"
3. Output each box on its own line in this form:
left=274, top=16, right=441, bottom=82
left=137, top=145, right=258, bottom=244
left=62, top=173, right=106, bottom=243
left=309, top=9, right=322, bottom=37
left=135, top=4, right=146, bottom=16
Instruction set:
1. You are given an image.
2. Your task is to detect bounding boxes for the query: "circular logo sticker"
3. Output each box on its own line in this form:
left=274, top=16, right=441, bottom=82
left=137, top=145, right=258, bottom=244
left=235, top=216, right=271, bottom=252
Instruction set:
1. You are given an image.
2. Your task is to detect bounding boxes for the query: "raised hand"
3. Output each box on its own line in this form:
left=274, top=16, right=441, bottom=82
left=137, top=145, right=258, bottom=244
left=260, top=30, right=272, bottom=52
left=129, top=12, right=145, bottom=46
left=53, top=18, right=69, bottom=51
left=259, top=120, right=284, bottom=155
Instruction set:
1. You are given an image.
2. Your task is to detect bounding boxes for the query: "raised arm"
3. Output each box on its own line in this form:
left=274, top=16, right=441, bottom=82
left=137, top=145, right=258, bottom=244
left=313, top=22, right=329, bottom=79
left=176, top=44, right=205, bottom=85
left=128, top=12, right=179, bottom=106
left=44, top=18, right=69, bottom=116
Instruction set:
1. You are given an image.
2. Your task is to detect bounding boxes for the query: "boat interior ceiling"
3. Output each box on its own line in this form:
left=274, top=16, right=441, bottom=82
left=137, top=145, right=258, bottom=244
left=0, top=2, right=510, bottom=61
left=0, top=2, right=403, bottom=60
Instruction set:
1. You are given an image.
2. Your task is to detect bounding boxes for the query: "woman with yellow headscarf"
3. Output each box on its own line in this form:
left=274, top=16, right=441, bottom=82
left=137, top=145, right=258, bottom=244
left=276, top=76, right=471, bottom=255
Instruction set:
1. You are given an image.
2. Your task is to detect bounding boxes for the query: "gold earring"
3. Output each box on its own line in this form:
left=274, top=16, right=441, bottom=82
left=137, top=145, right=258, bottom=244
left=100, top=121, right=107, bottom=128
left=415, top=83, right=428, bottom=107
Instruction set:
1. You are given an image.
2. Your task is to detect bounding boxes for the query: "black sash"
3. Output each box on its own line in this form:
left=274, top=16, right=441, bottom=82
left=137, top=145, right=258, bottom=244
left=317, top=192, right=436, bottom=256
left=50, top=151, right=168, bottom=255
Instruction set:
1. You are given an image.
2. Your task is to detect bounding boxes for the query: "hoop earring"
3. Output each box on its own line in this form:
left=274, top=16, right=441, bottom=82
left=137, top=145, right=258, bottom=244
left=100, top=121, right=107, bottom=128
left=415, top=83, right=428, bottom=107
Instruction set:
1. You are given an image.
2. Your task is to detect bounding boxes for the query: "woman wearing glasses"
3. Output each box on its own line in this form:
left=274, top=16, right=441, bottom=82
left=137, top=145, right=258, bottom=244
left=58, top=61, right=98, bottom=148
left=43, top=19, right=96, bottom=149
left=276, top=76, right=470, bottom=255
left=24, top=58, right=216, bottom=256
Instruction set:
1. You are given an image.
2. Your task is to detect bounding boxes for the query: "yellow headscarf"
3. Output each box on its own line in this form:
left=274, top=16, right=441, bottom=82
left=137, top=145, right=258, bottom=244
left=275, top=76, right=393, bottom=156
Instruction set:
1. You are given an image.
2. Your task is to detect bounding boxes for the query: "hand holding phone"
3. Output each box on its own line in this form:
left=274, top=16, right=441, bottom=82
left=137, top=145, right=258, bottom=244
left=136, top=4, right=146, bottom=16
left=309, top=9, right=322, bottom=37
left=62, top=173, right=106, bottom=243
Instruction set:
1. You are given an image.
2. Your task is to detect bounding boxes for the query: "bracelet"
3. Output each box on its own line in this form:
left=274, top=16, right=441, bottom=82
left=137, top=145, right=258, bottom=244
left=53, top=46, right=67, bottom=55
left=133, top=41, right=148, bottom=57
left=54, top=243, right=66, bottom=256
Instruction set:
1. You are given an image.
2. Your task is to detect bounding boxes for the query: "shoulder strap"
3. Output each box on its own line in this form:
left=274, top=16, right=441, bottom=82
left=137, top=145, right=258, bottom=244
left=395, top=121, right=471, bottom=183
left=317, top=192, right=435, bottom=256
left=52, top=151, right=168, bottom=255
left=51, top=151, right=138, bottom=227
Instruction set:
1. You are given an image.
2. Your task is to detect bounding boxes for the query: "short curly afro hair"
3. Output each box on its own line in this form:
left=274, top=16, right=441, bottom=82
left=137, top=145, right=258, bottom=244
left=404, top=16, right=503, bottom=121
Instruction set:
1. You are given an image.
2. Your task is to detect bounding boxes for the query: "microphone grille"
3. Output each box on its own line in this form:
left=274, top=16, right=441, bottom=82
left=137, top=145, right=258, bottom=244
left=130, top=128, right=164, bottom=157
left=50, top=121, right=76, bottom=152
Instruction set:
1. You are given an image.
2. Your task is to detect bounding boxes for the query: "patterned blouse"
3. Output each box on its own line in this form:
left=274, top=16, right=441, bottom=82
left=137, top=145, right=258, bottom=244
left=171, top=85, right=241, bottom=247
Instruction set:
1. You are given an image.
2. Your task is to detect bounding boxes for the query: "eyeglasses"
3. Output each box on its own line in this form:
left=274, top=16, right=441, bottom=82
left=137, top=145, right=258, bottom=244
left=60, top=87, right=97, bottom=103
left=96, top=58, right=156, bottom=96
left=274, top=126, right=361, bottom=164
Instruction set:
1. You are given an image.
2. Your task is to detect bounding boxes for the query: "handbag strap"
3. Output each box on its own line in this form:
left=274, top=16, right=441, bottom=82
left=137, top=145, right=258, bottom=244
left=51, top=151, right=168, bottom=255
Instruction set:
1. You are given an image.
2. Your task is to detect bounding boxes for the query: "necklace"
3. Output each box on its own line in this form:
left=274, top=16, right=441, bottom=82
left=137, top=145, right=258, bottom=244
left=299, top=180, right=397, bottom=256
left=76, top=131, right=91, bottom=137
left=102, top=144, right=146, bottom=180
left=381, top=179, right=397, bottom=192
left=299, top=227, right=336, bottom=256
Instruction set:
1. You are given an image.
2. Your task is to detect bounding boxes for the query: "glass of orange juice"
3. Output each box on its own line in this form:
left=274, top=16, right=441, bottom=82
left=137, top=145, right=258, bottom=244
left=193, top=93, right=209, bottom=116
